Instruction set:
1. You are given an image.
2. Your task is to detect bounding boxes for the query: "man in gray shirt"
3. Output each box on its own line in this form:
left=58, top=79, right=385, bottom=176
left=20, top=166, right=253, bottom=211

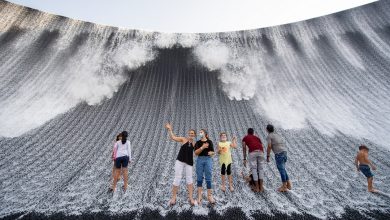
left=266, top=124, right=292, bottom=192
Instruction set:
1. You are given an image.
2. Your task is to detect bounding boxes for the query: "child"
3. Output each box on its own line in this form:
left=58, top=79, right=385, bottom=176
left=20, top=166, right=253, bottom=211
left=217, top=132, right=237, bottom=192
left=355, top=145, right=378, bottom=193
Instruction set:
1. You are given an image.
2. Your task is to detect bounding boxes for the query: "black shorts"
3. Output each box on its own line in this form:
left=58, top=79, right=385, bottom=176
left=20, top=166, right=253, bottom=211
left=221, top=163, right=232, bottom=175
left=115, top=156, right=129, bottom=169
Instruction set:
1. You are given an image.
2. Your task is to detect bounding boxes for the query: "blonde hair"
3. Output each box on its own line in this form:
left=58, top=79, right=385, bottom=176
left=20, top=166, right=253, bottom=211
left=219, top=132, right=228, bottom=139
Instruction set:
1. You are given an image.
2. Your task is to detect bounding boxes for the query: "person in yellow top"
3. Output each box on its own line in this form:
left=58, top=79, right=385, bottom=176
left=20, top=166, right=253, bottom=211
left=217, top=132, right=237, bottom=192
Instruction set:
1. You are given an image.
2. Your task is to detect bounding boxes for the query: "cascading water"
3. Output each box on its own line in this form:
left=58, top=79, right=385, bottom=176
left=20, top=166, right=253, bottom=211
left=1, top=0, right=390, bottom=219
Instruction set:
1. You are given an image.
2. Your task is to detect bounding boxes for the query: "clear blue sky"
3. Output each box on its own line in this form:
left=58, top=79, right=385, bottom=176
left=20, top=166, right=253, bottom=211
left=8, top=0, right=376, bottom=33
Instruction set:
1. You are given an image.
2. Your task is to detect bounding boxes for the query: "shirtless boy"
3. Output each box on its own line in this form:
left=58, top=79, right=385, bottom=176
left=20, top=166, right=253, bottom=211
left=355, top=145, right=378, bottom=193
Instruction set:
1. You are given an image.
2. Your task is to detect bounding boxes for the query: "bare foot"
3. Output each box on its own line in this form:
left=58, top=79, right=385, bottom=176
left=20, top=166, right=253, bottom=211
left=221, top=185, right=226, bottom=192
left=252, top=187, right=260, bottom=193
left=369, top=188, right=379, bottom=193
left=168, top=198, right=176, bottom=206
left=208, top=196, right=216, bottom=204
left=188, top=199, right=197, bottom=206
left=287, top=181, right=292, bottom=190
left=229, top=185, right=234, bottom=192
left=277, top=186, right=288, bottom=192
left=197, top=198, right=202, bottom=206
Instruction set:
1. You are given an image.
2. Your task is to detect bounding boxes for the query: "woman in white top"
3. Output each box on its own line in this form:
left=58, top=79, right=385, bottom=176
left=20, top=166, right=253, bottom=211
left=111, top=131, right=132, bottom=192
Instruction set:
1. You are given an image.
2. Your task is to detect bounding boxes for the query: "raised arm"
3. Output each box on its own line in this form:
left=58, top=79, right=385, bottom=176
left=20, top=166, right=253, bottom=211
left=230, top=137, right=237, bottom=148
left=165, top=123, right=185, bottom=143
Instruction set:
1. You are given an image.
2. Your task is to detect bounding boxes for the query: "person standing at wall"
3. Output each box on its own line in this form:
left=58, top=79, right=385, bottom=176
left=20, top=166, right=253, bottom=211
left=165, top=123, right=197, bottom=206
left=266, top=124, right=292, bottom=192
left=242, top=128, right=265, bottom=192
left=194, top=129, right=215, bottom=205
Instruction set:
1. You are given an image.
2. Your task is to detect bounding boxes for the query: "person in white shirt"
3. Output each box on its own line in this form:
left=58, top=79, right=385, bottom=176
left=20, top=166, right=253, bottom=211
left=111, top=131, right=132, bottom=192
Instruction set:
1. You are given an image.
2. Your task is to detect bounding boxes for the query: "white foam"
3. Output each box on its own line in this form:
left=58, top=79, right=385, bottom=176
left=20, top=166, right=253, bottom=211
left=114, top=42, right=156, bottom=72
left=177, top=33, right=199, bottom=48
left=193, top=35, right=390, bottom=149
left=0, top=36, right=156, bottom=137
left=194, top=40, right=230, bottom=71
left=154, top=32, right=177, bottom=48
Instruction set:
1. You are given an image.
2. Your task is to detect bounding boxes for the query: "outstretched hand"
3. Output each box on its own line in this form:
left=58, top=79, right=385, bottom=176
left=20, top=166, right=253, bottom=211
left=165, top=123, right=172, bottom=130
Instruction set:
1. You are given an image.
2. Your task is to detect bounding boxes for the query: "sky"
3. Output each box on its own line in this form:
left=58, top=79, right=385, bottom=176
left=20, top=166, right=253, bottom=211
left=8, top=0, right=376, bottom=33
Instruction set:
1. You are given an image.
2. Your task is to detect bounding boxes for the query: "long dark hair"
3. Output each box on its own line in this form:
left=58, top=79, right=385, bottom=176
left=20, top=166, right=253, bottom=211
left=121, top=131, right=128, bottom=144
